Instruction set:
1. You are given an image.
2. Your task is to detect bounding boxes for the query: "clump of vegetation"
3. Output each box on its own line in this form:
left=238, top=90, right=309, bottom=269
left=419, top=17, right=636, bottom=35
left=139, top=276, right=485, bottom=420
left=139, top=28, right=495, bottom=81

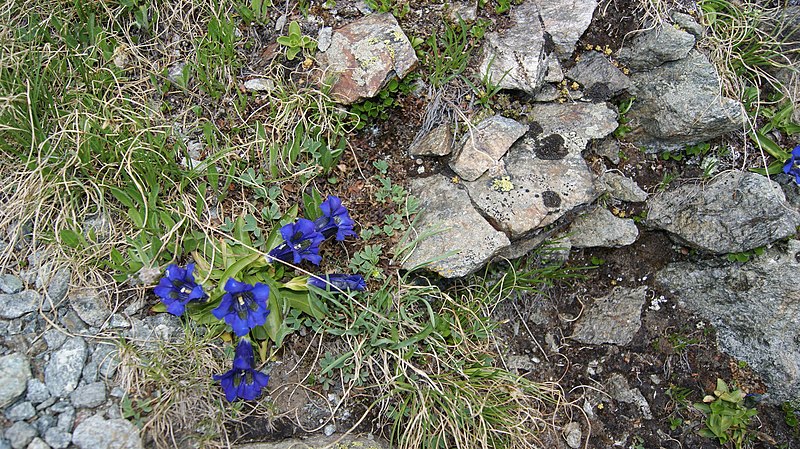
left=694, top=378, right=759, bottom=449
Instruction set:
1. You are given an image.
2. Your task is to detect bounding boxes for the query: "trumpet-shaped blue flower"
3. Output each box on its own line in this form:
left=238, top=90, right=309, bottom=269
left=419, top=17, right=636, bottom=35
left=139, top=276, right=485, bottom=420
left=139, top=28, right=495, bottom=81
left=153, top=264, right=207, bottom=316
left=308, top=274, right=366, bottom=292
left=267, top=218, right=324, bottom=265
left=213, top=340, right=270, bottom=402
left=783, top=145, right=800, bottom=185
left=314, top=196, right=357, bottom=241
left=212, top=279, right=270, bottom=337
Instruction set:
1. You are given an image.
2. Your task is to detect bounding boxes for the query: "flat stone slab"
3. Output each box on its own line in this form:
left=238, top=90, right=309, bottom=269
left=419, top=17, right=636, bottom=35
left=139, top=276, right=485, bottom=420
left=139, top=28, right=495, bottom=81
left=618, top=25, right=695, bottom=71
left=316, top=13, right=417, bottom=104
left=401, top=175, right=510, bottom=278
left=535, top=0, right=598, bottom=61
left=478, top=2, right=548, bottom=94
left=646, top=171, right=800, bottom=254
left=449, top=115, right=528, bottom=181
left=236, top=434, right=388, bottom=449
left=572, top=286, right=648, bottom=346
left=566, top=207, right=639, bottom=248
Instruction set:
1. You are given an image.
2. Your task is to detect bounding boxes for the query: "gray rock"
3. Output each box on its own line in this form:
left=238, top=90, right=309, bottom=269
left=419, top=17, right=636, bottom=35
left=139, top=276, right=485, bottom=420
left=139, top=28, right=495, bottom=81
left=26, top=380, right=50, bottom=405
left=409, top=124, right=453, bottom=157
left=58, top=310, right=87, bottom=333
left=646, top=171, right=800, bottom=253
left=567, top=52, right=632, bottom=100
left=0, top=291, right=40, bottom=319
left=45, top=337, right=87, bottom=398
left=592, top=138, right=621, bottom=165
left=69, top=383, right=106, bottom=409
left=55, top=406, right=74, bottom=432
left=449, top=115, right=528, bottom=181
left=42, top=428, right=69, bottom=449
left=448, top=1, right=477, bottom=22
left=46, top=268, right=70, bottom=304
left=25, top=437, right=49, bottom=449
left=107, top=314, right=130, bottom=329
left=400, top=175, right=510, bottom=278
left=82, top=344, right=120, bottom=382
left=0, top=275, right=24, bottom=294
left=316, top=13, right=417, bottom=104
left=563, top=422, right=582, bottom=449
left=68, top=288, right=109, bottom=328
left=316, top=26, right=332, bottom=52
left=544, top=55, right=564, bottom=83
left=657, top=240, right=800, bottom=403
left=535, top=0, right=598, bottom=61
left=618, top=25, right=695, bottom=71
left=235, top=434, right=389, bottom=449
left=478, top=2, right=548, bottom=94
left=5, top=422, right=36, bottom=449
left=243, top=78, right=275, bottom=92
left=566, top=207, right=639, bottom=248
left=464, top=103, right=616, bottom=238
left=49, top=400, right=72, bottom=414
left=5, top=401, right=35, bottom=421
left=71, top=415, right=143, bottom=449
left=606, top=373, right=653, bottom=419
left=534, top=84, right=560, bottom=102
left=33, top=415, right=55, bottom=435
left=628, top=50, right=744, bottom=149
left=42, top=330, right=66, bottom=351
left=0, top=353, right=31, bottom=408
left=0, top=439, right=8, bottom=449
left=125, top=314, right=183, bottom=348
left=572, top=286, right=647, bottom=346
left=600, top=172, right=648, bottom=202
left=671, top=11, right=704, bottom=38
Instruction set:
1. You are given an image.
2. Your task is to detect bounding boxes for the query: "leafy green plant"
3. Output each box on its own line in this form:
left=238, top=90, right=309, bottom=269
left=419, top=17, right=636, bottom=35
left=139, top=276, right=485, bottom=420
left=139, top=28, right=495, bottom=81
left=694, top=378, right=758, bottom=449
left=348, top=244, right=384, bottom=279
left=782, top=401, right=800, bottom=437
left=121, top=394, right=155, bottom=428
left=365, top=0, right=410, bottom=17
left=276, top=21, right=316, bottom=61
left=350, top=76, right=415, bottom=128
left=613, top=97, right=635, bottom=139
left=233, top=0, right=271, bottom=25
left=726, top=246, right=765, bottom=263
left=424, top=19, right=472, bottom=88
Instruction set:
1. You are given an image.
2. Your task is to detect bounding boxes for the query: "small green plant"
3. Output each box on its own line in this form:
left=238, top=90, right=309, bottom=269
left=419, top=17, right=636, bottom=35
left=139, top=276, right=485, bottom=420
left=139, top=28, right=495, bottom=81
left=656, top=170, right=679, bottom=192
left=365, top=0, right=410, bottom=17
left=121, top=394, right=155, bottom=428
left=234, top=0, right=271, bottom=24
left=694, top=378, right=758, bottom=449
left=782, top=401, right=800, bottom=437
left=425, top=19, right=473, bottom=88
left=276, top=21, right=316, bottom=61
left=613, top=97, right=635, bottom=139
left=726, top=246, right=765, bottom=263
left=350, top=76, right=415, bottom=128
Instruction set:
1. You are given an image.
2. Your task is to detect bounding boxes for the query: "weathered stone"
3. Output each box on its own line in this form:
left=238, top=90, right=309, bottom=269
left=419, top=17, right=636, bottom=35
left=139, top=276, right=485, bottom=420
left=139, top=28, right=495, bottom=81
left=26, top=437, right=49, bottom=449
left=4, top=421, right=36, bottom=449
left=0, top=274, right=24, bottom=294
left=316, top=13, right=417, bottom=104
left=534, top=84, right=560, bottom=102
left=563, top=422, right=582, bottom=449
left=5, top=401, right=35, bottom=421
left=68, top=288, right=110, bottom=328
left=316, top=26, right=332, bottom=52
left=68, top=382, right=106, bottom=409
left=449, top=115, right=528, bottom=181
left=125, top=314, right=183, bottom=348
left=56, top=406, right=74, bottom=432
left=567, top=52, right=631, bottom=100
left=409, top=123, right=452, bottom=157
left=478, top=2, right=548, bottom=94
left=401, top=175, right=510, bottom=278
left=0, top=353, right=31, bottom=408
left=82, top=344, right=120, bottom=382
left=71, top=415, right=143, bottom=449
left=544, top=55, right=564, bottom=83
left=535, top=0, right=598, bottom=61
left=628, top=50, right=744, bottom=149
left=243, top=78, right=275, bottom=92
left=235, top=434, right=389, bottom=449
left=43, top=428, right=69, bottom=449
left=25, top=379, right=50, bottom=405
left=572, top=286, right=647, bottom=346
left=600, top=172, right=648, bottom=203
left=463, top=103, right=615, bottom=238
left=45, top=337, right=87, bottom=398
left=605, top=373, right=653, bottom=419
left=618, top=25, right=695, bottom=71
left=646, top=171, right=800, bottom=254
left=46, top=268, right=70, bottom=304
left=671, top=11, right=704, bottom=38
left=0, top=291, right=39, bottom=319
left=592, top=138, right=621, bottom=165
left=566, top=207, right=639, bottom=248
left=657, top=240, right=800, bottom=403
left=448, top=1, right=477, bottom=22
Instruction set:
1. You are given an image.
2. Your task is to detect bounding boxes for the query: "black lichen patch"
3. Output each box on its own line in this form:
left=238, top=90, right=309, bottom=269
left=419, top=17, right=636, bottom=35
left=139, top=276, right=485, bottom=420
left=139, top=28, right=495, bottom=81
left=542, top=190, right=561, bottom=208
left=534, top=134, right=568, bottom=160
left=527, top=121, right=544, bottom=138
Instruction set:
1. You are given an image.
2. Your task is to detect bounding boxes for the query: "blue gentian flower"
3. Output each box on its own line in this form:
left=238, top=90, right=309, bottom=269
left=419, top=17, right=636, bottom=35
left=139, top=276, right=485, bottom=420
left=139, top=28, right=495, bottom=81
left=308, top=274, right=367, bottom=291
left=153, top=264, right=207, bottom=316
left=212, top=279, right=270, bottom=337
left=267, top=218, right=324, bottom=265
left=213, top=340, right=270, bottom=402
left=783, top=145, right=800, bottom=184
left=314, top=196, right=358, bottom=241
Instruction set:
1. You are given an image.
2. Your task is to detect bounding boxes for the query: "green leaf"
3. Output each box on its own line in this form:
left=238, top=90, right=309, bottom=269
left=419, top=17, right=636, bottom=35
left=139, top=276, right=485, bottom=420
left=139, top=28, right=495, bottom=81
left=151, top=302, right=167, bottom=313
left=216, top=253, right=262, bottom=294
left=750, top=131, right=790, bottom=161
left=59, top=229, right=83, bottom=249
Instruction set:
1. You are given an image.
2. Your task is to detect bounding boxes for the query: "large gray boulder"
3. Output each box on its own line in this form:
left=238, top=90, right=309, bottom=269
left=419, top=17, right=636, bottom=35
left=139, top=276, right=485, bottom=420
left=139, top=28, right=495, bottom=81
left=316, top=13, right=417, bottom=104
left=401, top=175, right=510, bottom=278
left=534, top=0, right=598, bottom=61
left=617, top=25, right=695, bottom=71
left=646, top=171, right=800, bottom=254
left=657, top=240, right=800, bottom=402
left=478, top=2, right=548, bottom=94
left=627, top=50, right=744, bottom=150
left=449, top=115, right=528, bottom=181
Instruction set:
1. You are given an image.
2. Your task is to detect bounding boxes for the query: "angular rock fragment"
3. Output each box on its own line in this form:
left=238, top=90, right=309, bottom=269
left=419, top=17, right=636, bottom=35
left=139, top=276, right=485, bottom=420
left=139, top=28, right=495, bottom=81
left=449, top=115, right=527, bottom=181
left=316, top=13, right=417, bottom=104
left=600, top=172, right=648, bottom=203
left=572, top=286, right=648, bottom=346
left=401, top=175, right=510, bottom=278
left=566, top=207, right=639, bottom=248
left=617, top=25, right=695, bottom=71
left=409, top=123, right=452, bottom=157
left=646, top=171, right=800, bottom=253
left=535, top=0, right=599, bottom=61
left=567, top=52, right=631, bottom=100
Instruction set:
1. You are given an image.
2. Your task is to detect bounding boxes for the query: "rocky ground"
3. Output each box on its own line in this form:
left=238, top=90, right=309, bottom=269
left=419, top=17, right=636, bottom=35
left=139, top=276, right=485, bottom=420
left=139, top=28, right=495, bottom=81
left=1, top=0, right=800, bottom=448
